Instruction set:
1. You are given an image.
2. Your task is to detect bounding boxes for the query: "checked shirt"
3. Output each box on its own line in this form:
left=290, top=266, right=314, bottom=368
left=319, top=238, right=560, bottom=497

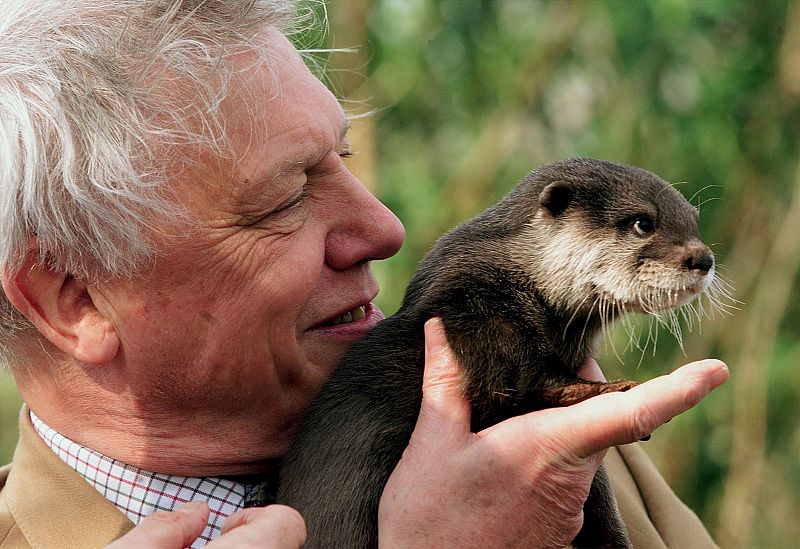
left=30, top=411, right=276, bottom=547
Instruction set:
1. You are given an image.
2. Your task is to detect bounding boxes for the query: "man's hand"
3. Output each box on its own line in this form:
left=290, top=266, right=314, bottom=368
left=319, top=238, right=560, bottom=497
left=378, top=318, right=728, bottom=548
left=105, top=501, right=306, bottom=548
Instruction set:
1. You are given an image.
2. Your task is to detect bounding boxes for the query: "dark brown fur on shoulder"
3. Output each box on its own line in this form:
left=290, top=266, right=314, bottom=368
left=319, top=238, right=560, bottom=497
left=277, top=158, right=716, bottom=548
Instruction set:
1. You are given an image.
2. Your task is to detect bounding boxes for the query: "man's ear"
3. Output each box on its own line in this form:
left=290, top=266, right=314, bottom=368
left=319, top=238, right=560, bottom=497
left=1, top=251, right=120, bottom=365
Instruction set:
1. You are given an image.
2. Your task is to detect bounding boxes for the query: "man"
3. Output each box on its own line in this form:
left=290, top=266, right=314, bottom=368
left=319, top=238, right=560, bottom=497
left=0, top=1, right=726, bottom=547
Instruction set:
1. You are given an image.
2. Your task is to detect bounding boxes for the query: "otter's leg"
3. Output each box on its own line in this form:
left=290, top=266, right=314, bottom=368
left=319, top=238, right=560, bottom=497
left=572, top=464, right=632, bottom=549
left=538, top=379, right=638, bottom=408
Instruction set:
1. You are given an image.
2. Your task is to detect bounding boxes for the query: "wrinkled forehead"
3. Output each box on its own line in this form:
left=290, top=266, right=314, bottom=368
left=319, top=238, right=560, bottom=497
left=163, top=26, right=347, bottom=211
left=151, top=27, right=319, bottom=163
left=223, top=28, right=334, bottom=133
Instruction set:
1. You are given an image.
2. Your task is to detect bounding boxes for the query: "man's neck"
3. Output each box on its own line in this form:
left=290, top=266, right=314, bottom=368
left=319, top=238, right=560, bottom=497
left=30, top=403, right=286, bottom=475
left=20, top=374, right=288, bottom=476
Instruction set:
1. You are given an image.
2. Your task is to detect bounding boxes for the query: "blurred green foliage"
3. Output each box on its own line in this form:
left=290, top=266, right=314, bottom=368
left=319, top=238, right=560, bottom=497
left=2, top=1, right=799, bottom=547
left=0, top=372, right=21, bottom=465
left=328, top=0, right=800, bottom=547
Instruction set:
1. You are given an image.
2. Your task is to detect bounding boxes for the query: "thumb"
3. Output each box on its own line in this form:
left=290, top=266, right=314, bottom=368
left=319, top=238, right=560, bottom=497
left=414, top=318, right=471, bottom=440
left=105, top=501, right=209, bottom=548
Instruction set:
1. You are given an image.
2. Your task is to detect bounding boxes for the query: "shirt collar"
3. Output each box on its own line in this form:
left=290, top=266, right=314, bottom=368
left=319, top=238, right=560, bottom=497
left=30, top=410, right=274, bottom=547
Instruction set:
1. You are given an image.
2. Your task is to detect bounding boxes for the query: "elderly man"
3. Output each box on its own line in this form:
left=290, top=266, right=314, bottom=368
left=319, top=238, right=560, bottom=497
left=0, top=1, right=726, bottom=547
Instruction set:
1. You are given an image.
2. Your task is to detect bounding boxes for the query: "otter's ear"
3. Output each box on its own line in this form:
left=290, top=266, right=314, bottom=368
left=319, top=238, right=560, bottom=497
left=539, top=182, right=574, bottom=217
left=0, top=247, right=120, bottom=365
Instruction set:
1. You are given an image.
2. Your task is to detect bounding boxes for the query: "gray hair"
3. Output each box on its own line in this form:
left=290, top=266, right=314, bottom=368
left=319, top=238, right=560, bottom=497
left=0, top=0, right=305, bottom=355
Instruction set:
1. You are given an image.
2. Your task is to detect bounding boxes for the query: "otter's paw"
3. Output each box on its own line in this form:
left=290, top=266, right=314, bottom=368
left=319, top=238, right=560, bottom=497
left=598, top=379, right=639, bottom=394
left=540, top=379, right=638, bottom=407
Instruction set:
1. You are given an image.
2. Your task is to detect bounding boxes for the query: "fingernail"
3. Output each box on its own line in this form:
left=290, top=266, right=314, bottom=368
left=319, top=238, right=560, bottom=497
left=709, top=362, right=729, bottom=387
left=424, top=318, right=445, bottom=355
left=176, top=501, right=206, bottom=514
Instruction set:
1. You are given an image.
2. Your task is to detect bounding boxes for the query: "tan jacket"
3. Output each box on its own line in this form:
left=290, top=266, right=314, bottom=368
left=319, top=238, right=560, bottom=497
left=1, top=407, right=717, bottom=548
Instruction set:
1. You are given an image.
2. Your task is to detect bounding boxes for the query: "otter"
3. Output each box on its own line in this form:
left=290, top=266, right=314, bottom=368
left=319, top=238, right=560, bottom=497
left=277, top=158, right=717, bottom=548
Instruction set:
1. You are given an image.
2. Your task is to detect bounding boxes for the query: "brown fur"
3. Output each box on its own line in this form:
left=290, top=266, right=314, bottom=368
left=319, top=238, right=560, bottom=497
left=277, top=158, right=714, bottom=548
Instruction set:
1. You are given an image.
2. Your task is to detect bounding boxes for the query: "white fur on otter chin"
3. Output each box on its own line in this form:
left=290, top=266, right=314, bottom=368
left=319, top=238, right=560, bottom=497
left=509, top=211, right=729, bottom=353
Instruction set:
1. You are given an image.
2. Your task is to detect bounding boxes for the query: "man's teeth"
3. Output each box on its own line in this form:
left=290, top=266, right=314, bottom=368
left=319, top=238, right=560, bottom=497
left=329, top=306, right=366, bottom=326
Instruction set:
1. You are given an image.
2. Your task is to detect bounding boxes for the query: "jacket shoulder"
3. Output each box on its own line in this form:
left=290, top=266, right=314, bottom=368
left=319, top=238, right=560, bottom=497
left=0, top=463, right=9, bottom=489
left=1, top=462, right=32, bottom=549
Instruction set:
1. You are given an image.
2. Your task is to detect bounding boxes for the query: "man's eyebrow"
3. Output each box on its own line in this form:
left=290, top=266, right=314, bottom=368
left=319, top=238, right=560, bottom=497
left=264, top=119, right=353, bottom=184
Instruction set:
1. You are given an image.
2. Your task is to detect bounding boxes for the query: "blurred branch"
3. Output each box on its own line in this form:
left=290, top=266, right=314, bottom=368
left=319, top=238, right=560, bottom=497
left=716, top=5, right=800, bottom=539
left=716, top=152, right=800, bottom=547
left=441, top=0, right=586, bottom=225
left=330, top=0, right=376, bottom=190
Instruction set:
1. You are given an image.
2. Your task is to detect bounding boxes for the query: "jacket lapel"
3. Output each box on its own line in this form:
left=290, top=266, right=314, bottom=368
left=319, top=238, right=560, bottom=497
left=4, top=406, right=133, bottom=548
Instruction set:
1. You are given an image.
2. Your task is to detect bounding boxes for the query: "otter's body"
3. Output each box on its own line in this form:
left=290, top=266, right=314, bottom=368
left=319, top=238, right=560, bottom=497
left=277, top=158, right=715, bottom=548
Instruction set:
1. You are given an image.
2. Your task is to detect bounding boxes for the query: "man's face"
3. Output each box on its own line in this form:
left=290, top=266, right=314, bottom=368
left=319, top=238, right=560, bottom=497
left=92, top=29, right=404, bottom=470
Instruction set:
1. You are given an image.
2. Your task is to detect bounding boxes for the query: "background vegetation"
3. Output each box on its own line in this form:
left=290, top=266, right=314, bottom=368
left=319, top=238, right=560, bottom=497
left=2, top=0, right=799, bottom=547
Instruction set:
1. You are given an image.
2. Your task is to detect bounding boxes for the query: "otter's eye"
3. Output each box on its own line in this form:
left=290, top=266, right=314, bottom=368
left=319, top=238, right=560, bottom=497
left=633, top=216, right=655, bottom=237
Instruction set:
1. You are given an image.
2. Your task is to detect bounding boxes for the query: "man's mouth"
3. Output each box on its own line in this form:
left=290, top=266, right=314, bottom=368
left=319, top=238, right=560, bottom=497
left=322, top=305, right=367, bottom=327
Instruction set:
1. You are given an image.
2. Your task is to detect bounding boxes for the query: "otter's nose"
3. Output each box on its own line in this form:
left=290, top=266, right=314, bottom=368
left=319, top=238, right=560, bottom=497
left=685, top=252, right=714, bottom=274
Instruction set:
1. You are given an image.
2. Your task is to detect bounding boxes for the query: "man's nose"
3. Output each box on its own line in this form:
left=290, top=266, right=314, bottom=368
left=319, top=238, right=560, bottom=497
left=324, top=179, right=405, bottom=271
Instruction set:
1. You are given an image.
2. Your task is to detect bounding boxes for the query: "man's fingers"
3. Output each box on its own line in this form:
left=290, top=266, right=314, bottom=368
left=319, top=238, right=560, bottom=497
left=106, top=503, right=306, bottom=549
left=529, top=359, right=728, bottom=459
left=415, top=318, right=471, bottom=438
left=211, top=505, right=306, bottom=548
left=105, top=501, right=208, bottom=548
left=579, top=359, right=727, bottom=456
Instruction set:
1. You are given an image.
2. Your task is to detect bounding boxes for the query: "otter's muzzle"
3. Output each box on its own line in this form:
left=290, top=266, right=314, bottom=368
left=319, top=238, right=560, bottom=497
left=683, top=242, right=715, bottom=275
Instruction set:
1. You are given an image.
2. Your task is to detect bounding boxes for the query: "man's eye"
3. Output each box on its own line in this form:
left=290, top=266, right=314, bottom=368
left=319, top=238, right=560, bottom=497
left=273, top=190, right=308, bottom=214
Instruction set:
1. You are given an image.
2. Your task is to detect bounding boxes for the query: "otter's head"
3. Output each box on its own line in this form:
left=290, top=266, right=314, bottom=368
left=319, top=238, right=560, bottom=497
left=514, top=158, right=716, bottom=321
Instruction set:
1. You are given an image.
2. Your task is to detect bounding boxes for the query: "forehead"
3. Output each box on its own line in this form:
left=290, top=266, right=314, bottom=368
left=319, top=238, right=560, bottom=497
left=229, top=29, right=346, bottom=155
left=176, top=28, right=347, bottom=205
